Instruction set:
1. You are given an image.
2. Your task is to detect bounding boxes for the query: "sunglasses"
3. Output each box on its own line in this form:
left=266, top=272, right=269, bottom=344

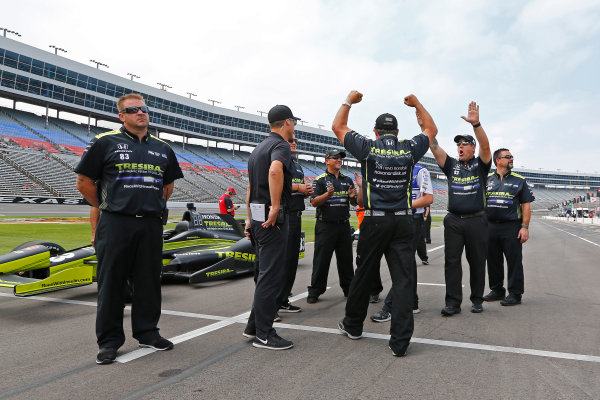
left=456, top=141, right=473, bottom=146
left=120, top=106, right=149, bottom=114
left=288, top=138, right=298, bottom=143
left=327, top=155, right=342, bottom=160
left=497, top=155, right=514, bottom=160
left=287, top=118, right=298, bottom=126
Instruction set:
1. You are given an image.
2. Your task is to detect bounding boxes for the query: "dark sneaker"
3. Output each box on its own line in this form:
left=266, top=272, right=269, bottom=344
left=471, top=303, right=483, bottom=313
left=369, top=294, right=380, bottom=303
left=252, top=334, right=293, bottom=350
left=500, top=294, right=522, bottom=306
left=96, top=347, right=117, bottom=365
left=338, top=320, right=362, bottom=339
left=412, top=308, right=421, bottom=314
left=425, top=240, right=431, bottom=244
left=139, top=337, right=174, bottom=351
left=273, top=313, right=282, bottom=322
left=422, top=259, right=429, bottom=265
left=389, top=345, right=407, bottom=357
left=242, top=327, right=256, bottom=339
left=483, top=290, right=506, bottom=302
left=370, top=310, right=391, bottom=323
left=441, top=306, right=461, bottom=316
left=279, top=303, right=302, bottom=313
left=307, top=296, right=318, bottom=304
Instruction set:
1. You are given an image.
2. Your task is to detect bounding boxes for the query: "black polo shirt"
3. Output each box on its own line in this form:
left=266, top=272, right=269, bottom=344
left=247, top=132, right=292, bottom=207
left=441, top=155, right=491, bottom=214
left=311, top=170, right=354, bottom=222
left=344, top=131, right=429, bottom=210
left=289, top=158, right=306, bottom=212
left=486, top=170, right=535, bottom=221
left=75, top=126, right=183, bottom=214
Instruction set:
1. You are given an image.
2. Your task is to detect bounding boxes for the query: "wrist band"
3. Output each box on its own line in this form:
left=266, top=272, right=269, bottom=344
left=521, top=224, right=528, bottom=229
left=472, top=122, right=481, bottom=128
left=343, top=101, right=351, bottom=108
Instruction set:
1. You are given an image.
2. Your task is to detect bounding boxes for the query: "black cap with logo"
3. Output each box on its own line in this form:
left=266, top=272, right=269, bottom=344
left=374, top=113, right=398, bottom=130
left=453, top=134, right=475, bottom=145
left=268, top=105, right=300, bottom=123
left=326, top=149, right=346, bottom=159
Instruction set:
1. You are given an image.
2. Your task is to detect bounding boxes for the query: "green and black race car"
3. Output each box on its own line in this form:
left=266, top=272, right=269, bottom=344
left=0, top=210, right=305, bottom=297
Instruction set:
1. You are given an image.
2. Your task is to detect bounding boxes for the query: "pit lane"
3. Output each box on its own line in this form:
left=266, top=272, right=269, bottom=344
left=1, top=215, right=599, bottom=400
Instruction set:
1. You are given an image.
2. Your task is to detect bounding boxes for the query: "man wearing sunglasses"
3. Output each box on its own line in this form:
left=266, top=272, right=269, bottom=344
left=332, top=90, right=437, bottom=357
left=277, top=135, right=313, bottom=314
left=75, top=93, right=183, bottom=364
left=484, top=149, right=534, bottom=306
left=243, top=104, right=298, bottom=350
left=307, top=149, right=357, bottom=303
left=428, top=101, right=492, bottom=316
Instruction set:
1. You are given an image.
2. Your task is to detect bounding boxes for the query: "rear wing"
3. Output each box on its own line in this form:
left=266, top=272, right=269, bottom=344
left=182, top=211, right=245, bottom=238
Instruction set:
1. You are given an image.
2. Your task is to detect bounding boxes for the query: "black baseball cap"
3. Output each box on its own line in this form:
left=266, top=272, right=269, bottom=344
left=326, top=149, right=346, bottom=159
left=374, top=113, right=398, bottom=130
left=453, top=134, right=475, bottom=145
left=268, top=105, right=300, bottom=123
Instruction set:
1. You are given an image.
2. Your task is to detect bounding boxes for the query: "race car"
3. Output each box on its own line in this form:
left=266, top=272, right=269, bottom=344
left=0, top=210, right=305, bottom=297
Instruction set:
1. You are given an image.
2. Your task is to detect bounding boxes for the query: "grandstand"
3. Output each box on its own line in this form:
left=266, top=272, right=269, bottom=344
left=1, top=35, right=598, bottom=212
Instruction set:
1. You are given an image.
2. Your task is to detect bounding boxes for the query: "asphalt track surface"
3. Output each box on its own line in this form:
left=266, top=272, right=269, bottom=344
left=1, top=216, right=599, bottom=400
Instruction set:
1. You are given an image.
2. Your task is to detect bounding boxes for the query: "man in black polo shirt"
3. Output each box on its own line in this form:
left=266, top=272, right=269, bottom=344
left=243, top=104, right=297, bottom=350
left=429, top=101, right=492, bottom=315
left=75, top=93, right=183, bottom=364
left=307, top=150, right=357, bottom=303
left=333, top=90, right=437, bottom=357
left=484, top=148, right=534, bottom=306
left=277, top=134, right=313, bottom=313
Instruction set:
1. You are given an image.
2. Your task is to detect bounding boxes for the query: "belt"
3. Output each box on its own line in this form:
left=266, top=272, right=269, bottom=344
left=450, top=210, right=485, bottom=219
left=364, top=209, right=410, bottom=217
left=288, top=210, right=302, bottom=217
left=103, top=210, right=162, bottom=218
left=317, top=217, right=349, bottom=224
left=489, top=219, right=520, bottom=224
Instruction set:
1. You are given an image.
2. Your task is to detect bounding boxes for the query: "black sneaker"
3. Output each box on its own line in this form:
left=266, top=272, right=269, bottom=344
left=389, top=345, right=407, bottom=357
left=139, top=336, right=174, bottom=351
left=441, top=306, right=461, bottom=316
left=279, top=303, right=302, bottom=313
left=370, top=310, right=391, bottom=323
left=369, top=294, right=380, bottom=303
left=500, top=294, right=522, bottom=306
left=252, top=334, right=293, bottom=350
left=273, top=313, right=282, bottom=322
left=471, top=303, right=483, bottom=313
left=338, top=320, right=362, bottom=339
left=307, top=296, right=318, bottom=304
left=422, top=260, right=429, bottom=265
left=242, top=327, right=256, bottom=339
left=483, top=290, right=506, bottom=302
left=96, top=347, right=117, bottom=365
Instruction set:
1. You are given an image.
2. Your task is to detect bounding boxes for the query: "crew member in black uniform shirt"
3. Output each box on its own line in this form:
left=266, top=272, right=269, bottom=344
left=277, top=135, right=313, bottom=313
left=429, top=101, right=492, bottom=315
left=333, top=90, right=437, bottom=357
left=484, top=148, right=534, bottom=306
left=307, top=150, right=357, bottom=303
left=243, top=104, right=297, bottom=350
left=75, top=93, right=183, bottom=364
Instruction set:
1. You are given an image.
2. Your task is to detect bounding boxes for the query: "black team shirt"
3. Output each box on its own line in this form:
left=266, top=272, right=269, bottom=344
left=486, top=170, right=535, bottom=221
left=441, top=155, right=492, bottom=214
left=311, top=170, right=354, bottom=222
left=289, top=158, right=306, bottom=212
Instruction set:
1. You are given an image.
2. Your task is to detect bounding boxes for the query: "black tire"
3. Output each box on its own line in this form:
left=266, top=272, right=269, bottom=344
left=12, top=241, right=66, bottom=279
left=174, top=221, right=189, bottom=234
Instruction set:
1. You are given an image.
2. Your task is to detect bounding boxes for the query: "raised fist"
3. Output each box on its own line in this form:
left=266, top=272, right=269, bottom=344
left=404, top=94, right=420, bottom=107
left=346, top=90, right=363, bottom=105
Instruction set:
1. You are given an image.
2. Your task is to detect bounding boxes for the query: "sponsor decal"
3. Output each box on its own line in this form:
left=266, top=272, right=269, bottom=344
left=215, top=251, right=256, bottom=262
left=0, top=197, right=86, bottom=205
left=115, top=163, right=164, bottom=172
left=206, top=268, right=234, bottom=277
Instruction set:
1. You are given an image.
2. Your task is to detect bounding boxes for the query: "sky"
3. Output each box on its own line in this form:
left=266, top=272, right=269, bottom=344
left=3, top=0, right=600, bottom=173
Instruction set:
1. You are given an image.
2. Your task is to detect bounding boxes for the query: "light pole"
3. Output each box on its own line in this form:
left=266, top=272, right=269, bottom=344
left=187, top=92, right=197, bottom=99
left=127, top=73, right=140, bottom=81
left=257, top=110, right=267, bottom=117
left=90, top=59, right=109, bottom=69
left=208, top=99, right=221, bottom=106
left=234, top=105, right=245, bottom=112
left=49, top=45, right=67, bottom=55
left=157, top=83, right=172, bottom=91
left=1, top=28, right=21, bottom=38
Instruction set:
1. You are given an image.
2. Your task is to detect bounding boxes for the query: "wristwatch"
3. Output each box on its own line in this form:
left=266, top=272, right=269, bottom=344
left=343, top=101, right=352, bottom=108
left=521, top=224, right=529, bottom=229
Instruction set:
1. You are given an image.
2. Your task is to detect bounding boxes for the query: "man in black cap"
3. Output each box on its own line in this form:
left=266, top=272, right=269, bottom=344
left=484, top=148, right=534, bottom=306
left=243, top=104, right=297, bottom=350
left=428, top=101, right=492, bottom=315
left=307, top=149, right=357, bottom=303
left=332, top=90, right=437, bottom=357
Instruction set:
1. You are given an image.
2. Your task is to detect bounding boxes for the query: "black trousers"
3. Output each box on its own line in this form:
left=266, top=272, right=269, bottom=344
left=443, top=213, right=488, bottom=307
left=95, top=212, right=163, bottom=349
left=487, top=221, right=524, bottom=296
left=277, top=212, right=302, bottom=306
left=343, top=215, right=414, bottom=355
left=246, top=217, right=289, bottom=340
left=308, top=220, right=354, bottom=297
left=423, top=212, right=432, bottom=242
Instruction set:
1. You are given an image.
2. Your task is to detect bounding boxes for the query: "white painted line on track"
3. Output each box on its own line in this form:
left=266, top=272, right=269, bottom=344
left=541, top=222, right=600, bottom=248
left=428, top=244, right=444, bottom=252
